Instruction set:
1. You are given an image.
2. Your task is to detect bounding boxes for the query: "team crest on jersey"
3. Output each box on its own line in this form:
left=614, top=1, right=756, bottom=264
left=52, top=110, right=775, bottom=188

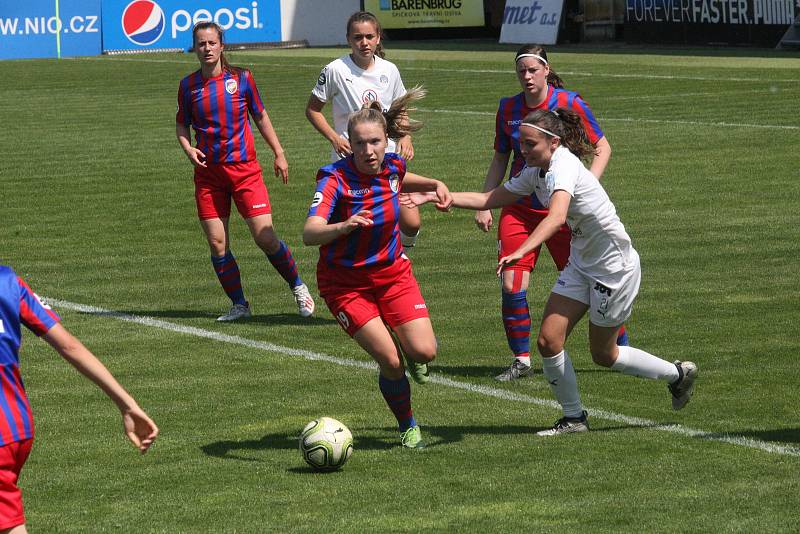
left=225, top=79, right=238, bottom=95
left=388, top=173, right=399, bottom=193
left=380, top=74, right=389, bottom=85
left=317, top=70, right=326, bottom=86
left=311, top=191, right=323, bottom=208
left=362, top=89, right=378, bottom=103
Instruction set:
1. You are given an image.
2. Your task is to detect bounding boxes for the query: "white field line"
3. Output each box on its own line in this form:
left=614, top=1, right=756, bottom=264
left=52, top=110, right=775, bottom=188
left=50, top=298, right=800, bottom=458
left=417, top=107, right=800, bottom=130
left=74, top=56, right=800, bottom=84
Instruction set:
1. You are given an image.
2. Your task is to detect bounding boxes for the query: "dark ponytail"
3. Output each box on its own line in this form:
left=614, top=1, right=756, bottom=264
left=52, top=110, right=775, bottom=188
left=522, top=108, right=594, bottom=160
left=347, top=86, right=426, bottom=141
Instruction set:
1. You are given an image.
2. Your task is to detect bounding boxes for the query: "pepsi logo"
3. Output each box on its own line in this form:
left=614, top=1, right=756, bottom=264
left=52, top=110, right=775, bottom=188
left=122, top=0, right=165, bottom=46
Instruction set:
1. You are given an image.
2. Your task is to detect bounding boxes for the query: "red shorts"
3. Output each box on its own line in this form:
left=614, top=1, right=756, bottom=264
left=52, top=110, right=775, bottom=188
left=0, top=439, right=33, bottom=531
left=194, top=160, right=272, bottom=220
left=317, top=257, right=429, bottom=337
left=498, top=203, right=571, bottom=273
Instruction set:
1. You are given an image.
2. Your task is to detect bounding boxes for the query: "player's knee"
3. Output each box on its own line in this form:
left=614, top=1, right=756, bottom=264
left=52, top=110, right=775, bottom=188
left=256, top=232, right=280, bottom=254
left=377, top=353, right=404, bottom=377
left=207, top=239, right=227, bottom=256
left=501, top=277, right=523, bottom=294
left=406, top=341, right=436, bottom=364
left=536, top=333, right=562, bottom=358
left=590, top=348, right=615, bottom=368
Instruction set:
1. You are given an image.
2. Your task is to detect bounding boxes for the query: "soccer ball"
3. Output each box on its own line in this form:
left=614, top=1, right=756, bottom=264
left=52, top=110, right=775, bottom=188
left=299, top=417, right=353, bottom=472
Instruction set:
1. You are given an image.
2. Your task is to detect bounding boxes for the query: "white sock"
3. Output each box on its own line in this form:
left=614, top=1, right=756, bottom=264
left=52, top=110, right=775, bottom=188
left=612, top=345, right=680, bottom=382
left=541, top=350, right=583, bottom=418
left=515, top=356, right=531, bottom=367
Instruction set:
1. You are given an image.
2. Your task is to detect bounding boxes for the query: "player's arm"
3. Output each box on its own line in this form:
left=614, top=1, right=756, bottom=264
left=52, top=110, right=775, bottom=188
left=253, top=111, right=289, bottom=184
left=590, top=136, right=611, bottom=180
left=401, top=172, right=452, bottom=211
left=305, top=95, right=351, bottom=158
left=303, top=213, right=373, bottom=246
left=498, top=190, right=570, bottom=273
left=452, top=186, right=522, bottom=211
left=42, top=323, right=159, bottom=454
left=475, top=151, right=511, bottom=232
left=176, top=122, right=206, bottom=168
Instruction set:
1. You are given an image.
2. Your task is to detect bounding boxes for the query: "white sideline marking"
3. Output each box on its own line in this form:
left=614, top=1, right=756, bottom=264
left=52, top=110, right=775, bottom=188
left=50, top=298, right=800, bottom=458
left=417, top=107, right=800, bottom=131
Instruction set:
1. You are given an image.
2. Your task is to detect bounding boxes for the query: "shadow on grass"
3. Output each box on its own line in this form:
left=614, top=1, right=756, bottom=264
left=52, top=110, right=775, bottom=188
left=735, top=428, right=800, bottom=445
left=106, top=309, right=337, bottom=327
left=201, top=423, right=543, bottom=462
left=433, top=363, right=609, bottom=380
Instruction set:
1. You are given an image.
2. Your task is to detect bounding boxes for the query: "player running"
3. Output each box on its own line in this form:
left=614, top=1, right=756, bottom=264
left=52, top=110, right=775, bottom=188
left=0, top=265, right=158, bottom=533
left=303, top=88, right=452, bottom=449
left=477, top=44, right=627, bottom=382
left=305, top=11, right=423, bottom=249
left=404, top=108, right=697, bottom=435
left=176, top=21, right=314, bottom=322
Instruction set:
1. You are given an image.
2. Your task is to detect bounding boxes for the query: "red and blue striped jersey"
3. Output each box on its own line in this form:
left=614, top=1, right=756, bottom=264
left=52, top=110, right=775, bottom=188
left=176, top=68, right=266, bottom=164
left=308, top=153, right=406, bottom=269
left=0, top=266, right=60, bottom=446
left=494, top=86, right=603, bottom=210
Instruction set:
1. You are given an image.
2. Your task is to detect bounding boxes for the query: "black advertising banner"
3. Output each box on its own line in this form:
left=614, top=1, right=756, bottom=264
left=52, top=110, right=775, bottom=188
left=625, top=0, right=797, bottom=46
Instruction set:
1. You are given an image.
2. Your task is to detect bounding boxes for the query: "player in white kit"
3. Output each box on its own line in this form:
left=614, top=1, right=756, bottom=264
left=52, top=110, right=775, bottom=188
left=403, top=108, right=698, bottom=436
left=305, top=11, right=422, bottom=248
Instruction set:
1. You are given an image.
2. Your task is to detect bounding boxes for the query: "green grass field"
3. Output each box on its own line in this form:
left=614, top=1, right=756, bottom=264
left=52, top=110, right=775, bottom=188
left=2, top=43, right=800, bottom=532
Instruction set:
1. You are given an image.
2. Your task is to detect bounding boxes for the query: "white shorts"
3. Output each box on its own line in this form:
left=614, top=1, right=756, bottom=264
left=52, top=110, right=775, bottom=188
left=551, top=250, right=641, bottom=327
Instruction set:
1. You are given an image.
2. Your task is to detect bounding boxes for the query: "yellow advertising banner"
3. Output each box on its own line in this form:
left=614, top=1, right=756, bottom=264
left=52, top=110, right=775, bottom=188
left=364, top=0, right=485, bottom=29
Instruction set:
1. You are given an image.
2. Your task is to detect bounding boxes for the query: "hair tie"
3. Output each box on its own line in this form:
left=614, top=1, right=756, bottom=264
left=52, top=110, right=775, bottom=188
left=515, top=53, right=548, bottom=65
left=520, top=122, right=560, bottom=138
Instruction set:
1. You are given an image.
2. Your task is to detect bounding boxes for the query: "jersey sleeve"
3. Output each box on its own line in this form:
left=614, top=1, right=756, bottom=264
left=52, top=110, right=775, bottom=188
left=549, top=153, right=581, bottom=198
left=503, top=166, right=537, bottom=196
left=243, top=70, right=266, bottom=117
left=391, top=64, right=406, bottom=100
left=17, top=277, right=59, bottom=336
left=493, top=100, right=511, bottom=154
left=569, top=95, right=604, bottom=145
left=176, top=78, right=192, bottom=127
left=311, top=65, right=333, bottom=103
left=307, top=170, right=341, bottom=221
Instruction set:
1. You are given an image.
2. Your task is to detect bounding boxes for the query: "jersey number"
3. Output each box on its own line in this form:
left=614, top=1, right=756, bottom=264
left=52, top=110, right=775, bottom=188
left=337, top=312, right=350, bottom=329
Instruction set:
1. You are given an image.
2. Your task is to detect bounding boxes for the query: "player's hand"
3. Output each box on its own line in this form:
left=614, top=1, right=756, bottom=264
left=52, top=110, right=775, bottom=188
left=274, top=152, right=289, bottom=184
left=399, top=192, right=436, bottom=208
left=433, top=180, right=453, bottom=212
left=475, top=210, right=493, bottom=232
left=397, top=136, right=414, bottom=161
left=121, top=406, right=159, bottom=454
left=340, top=210, right=373, bottom=235
left=185, top=147, right=207, bottom=168
left=332, top=136, right=352, bottom=159
left=497, top=251, right=523, bottom=276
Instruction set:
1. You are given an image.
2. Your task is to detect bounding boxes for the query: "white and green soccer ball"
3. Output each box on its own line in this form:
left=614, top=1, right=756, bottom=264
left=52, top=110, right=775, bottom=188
left=299, top=417, right=353, bottom=472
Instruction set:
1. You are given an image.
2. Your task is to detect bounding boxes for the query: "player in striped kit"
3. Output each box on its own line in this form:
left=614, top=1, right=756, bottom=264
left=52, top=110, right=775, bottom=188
left=177, top=22, right=314, bottom=322
left=303, top=88, right=452, bottom=449
left=305, top=11, right=423, bottom=249
left=476, top=44, right=626, bottom=382
left=0, top=266, right=158, bottom=532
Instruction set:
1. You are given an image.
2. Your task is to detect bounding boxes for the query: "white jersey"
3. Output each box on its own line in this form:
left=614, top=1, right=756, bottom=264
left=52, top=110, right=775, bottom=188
left=504, top=146, right=634, bottom=276
left=311, top=54, right=406, bottom=155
